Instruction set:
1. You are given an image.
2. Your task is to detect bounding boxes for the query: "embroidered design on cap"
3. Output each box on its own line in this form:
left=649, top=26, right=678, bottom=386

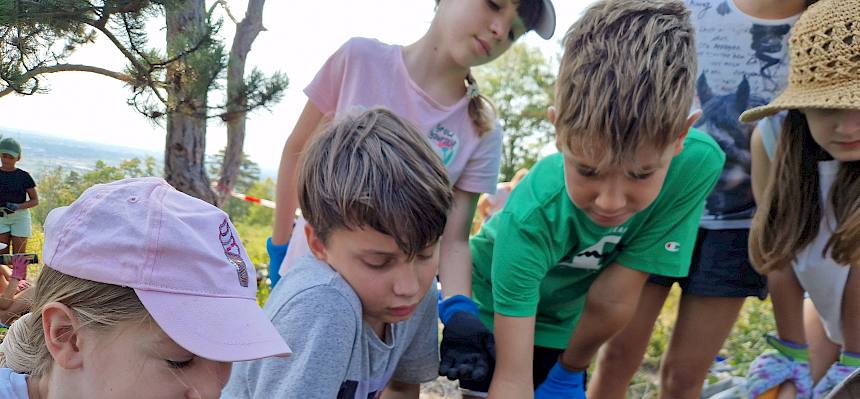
left=219, top=218, right=249, bottom=287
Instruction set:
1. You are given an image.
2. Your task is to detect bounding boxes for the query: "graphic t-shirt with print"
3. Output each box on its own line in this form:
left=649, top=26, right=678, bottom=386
left=305, top=37, right=502, bottom=193
left=280, top=37, right=503, bottom=277
left=685, top=0, right=799, bottom=228
left=471, top=129, right=725, bottom=349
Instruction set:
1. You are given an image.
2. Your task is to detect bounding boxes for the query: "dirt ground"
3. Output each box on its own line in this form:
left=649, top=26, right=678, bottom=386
left=420, top=378, right=461, bottom=399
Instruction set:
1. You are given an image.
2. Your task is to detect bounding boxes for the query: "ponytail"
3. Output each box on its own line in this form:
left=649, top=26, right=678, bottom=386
left=465, top=72, right=497, bottom=136
left=0, top=313, right=38, bottom=373
left=0, top=267, right=150, bottom=377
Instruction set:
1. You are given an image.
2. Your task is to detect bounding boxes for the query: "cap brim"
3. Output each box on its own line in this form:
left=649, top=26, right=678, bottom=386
left=0, top=151, right=19, bottom=158
left=137, top=289, right=291, bottom=362
left=534, top=0, right=556, bottom=40
left=740, top=79, right=860, bottom=123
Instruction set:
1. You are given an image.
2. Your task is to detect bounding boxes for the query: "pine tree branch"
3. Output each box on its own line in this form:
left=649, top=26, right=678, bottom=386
left=0, top=63, right=137, bottom=98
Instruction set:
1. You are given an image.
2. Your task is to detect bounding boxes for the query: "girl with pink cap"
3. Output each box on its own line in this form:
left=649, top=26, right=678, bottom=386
left=0, top=177, right=290, bottom=399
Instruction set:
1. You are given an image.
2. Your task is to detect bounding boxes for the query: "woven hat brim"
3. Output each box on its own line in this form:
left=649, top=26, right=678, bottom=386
left=740, top=78, right=860, bottom=123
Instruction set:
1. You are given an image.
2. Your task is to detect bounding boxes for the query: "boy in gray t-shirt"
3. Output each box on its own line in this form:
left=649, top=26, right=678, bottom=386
left=222, top=108, right=453, bottom=399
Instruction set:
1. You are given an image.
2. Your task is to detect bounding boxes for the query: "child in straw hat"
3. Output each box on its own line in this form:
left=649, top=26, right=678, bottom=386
left=742, top=0, right=860, bottom=397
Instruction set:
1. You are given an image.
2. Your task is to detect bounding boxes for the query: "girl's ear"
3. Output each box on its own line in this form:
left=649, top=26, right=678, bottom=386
left=41, top=302, right=84, bottom=370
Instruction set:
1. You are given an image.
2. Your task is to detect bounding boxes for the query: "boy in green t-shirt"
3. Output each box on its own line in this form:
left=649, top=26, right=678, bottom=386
left=436, top=0, right=726, bottom=397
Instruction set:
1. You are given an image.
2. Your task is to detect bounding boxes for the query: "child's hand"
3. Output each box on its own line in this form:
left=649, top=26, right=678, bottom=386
left=1, top=203, right=16, bottom=215
left=534, top=361, right=586, bottom=399
left=438, top=297, right=494, bottom=382
left=10, top=255, right=27, bottom=281
left=15, top=279, right=30, bottom=293
left=745, top=334, right=813, bottom=399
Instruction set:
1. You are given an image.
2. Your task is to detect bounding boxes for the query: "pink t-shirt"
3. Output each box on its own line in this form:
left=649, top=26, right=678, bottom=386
left=281, top=37, right=503, bottom=276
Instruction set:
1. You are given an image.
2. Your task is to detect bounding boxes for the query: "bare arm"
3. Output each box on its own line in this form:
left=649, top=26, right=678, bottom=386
left=488, top=314, right=537, bottom=399
left=768, top=267, right=807, bottom=344
left=271, top=100, right=325, bottom=244
left=438, top=189, right=479, bottom=298
left=381, top=381, right=420, bottom=399
left=559, top=263, right=649, bottom=370
left=750, top=127, right=772, bottom=205
left=13, top=187, right=38, bottom=210
left=476, top=194, right=492, bottom=221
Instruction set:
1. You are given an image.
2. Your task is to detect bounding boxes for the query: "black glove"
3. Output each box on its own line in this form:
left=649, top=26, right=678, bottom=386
left=439, top=311, right=496, bottom=381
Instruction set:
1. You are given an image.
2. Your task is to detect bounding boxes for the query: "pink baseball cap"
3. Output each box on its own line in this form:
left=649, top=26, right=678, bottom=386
left=42, top=177, right=290, bottom=362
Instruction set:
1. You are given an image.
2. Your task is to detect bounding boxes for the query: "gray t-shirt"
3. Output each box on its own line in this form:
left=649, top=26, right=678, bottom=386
left=222, top=255, right=439, bottom=399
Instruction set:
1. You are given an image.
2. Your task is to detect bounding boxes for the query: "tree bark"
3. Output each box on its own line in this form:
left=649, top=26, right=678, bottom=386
left=163, top=0, right=217, bottom=204
left=216, top=0, right=267, bottom=206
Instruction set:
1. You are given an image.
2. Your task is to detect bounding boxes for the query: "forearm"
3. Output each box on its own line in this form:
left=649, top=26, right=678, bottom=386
left=438, top=237, right=472, bottom=298
left=381, top=381, right=419, bottom=399
left=438, top=190, right=479, bottom=298
left=272, top=100, right=324, bottom=244
left=272, top=157, right=299, bottom=244
left=488, top=314, right=536, bottom=399
left=561, top=263, right=648, bottom=369
left=16, top=199, right=37, bottom=210
left=560, top=295, right=640, bottom=369
left=768, top=267, right=806, bottom=344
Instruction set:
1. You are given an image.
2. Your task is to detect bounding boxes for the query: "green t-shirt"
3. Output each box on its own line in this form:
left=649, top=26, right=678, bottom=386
left=471, top=129, right=725, bottom=349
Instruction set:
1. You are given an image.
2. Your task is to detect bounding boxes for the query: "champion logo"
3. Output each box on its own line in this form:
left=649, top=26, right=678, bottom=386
left=219, top=218, right=249, bottom=287
left=664, top=242, right=681, bottom=253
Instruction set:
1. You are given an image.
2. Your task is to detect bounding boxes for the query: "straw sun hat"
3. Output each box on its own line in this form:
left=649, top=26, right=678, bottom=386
left=739, top=0, right=860, bottom=123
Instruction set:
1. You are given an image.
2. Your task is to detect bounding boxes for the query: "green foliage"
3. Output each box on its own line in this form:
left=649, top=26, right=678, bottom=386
left=474, top=43, right=557, bottom=182
left=0, top=1, right=287, bottom=122
left=32, top=156, right=159, bottom=226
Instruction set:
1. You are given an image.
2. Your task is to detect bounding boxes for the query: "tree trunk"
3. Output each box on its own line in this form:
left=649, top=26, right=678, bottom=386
left=216, top=0, right=267, bottom=206
left=163, top=0, right=217, bottom=204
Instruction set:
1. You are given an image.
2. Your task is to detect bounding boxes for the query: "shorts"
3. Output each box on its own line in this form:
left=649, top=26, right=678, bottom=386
left=647, top=228, right=767, bottom=300
left=459, top=346, right=585, bottom=396
left=0, top=210, right=31, bottom=238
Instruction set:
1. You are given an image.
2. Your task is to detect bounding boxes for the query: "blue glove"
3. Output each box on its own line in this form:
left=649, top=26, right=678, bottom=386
left=535, top=361, right=586, bottom=399
left=266, top=237, right=289, bottom=287
left=438, top=295, right=495, bottom=381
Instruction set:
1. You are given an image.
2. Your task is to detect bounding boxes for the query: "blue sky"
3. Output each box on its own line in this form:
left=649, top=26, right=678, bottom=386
left=0, top=0, right=594, bottom=170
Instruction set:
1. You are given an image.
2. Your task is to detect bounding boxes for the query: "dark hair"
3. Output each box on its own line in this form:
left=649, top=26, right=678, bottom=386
left=298, top=108, right=453, bottom=257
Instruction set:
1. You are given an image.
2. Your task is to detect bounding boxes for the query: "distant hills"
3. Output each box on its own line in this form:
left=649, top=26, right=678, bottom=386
left=0, top=127, right=162, bottom=179
left=0, top=127, right=276, bottom=180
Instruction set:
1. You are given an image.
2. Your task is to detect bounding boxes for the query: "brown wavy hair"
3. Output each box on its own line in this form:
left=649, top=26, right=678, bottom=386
left=298, top=108, right=453, bottom=257
left=749, top=110, right=860, bottom=273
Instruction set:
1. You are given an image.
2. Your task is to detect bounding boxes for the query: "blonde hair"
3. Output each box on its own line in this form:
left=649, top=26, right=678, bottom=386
left=749, top=110, right=860, bottom=273
left=0, top=267, right=149, bottom=376
left=554, top=0, right=696, bottom=164
left=298, top=108, right=453, bottom=257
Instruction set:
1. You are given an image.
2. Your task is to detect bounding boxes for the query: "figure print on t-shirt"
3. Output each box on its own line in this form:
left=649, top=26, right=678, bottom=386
left=687, top=0, right=794, bottom=226
left=427, top=124, right=459, bottom=166
left=558, top=227, right=627, bottom=271
left=695, top=74, right=766, bottom=218
left=749, top=23, right=792, bottom=91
